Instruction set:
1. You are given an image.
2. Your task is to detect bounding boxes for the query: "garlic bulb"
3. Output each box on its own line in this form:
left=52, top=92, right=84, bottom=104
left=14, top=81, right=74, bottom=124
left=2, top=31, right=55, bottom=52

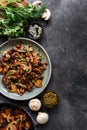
left=28, top=99, right=41, bottom=111
left=36, top=112, right=49, bottom=124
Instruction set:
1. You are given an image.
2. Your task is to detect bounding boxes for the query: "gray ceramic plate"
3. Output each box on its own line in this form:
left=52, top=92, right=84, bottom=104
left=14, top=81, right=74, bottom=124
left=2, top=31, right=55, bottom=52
left=0, top=38, right=51, bottom=100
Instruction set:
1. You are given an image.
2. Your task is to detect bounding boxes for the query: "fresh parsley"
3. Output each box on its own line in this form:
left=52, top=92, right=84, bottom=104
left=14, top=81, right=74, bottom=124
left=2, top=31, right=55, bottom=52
left=0, top=2, right=47, bottom=39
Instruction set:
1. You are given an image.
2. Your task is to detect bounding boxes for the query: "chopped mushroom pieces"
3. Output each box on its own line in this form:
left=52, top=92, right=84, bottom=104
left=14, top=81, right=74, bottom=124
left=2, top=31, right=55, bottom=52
left=0, top=43, right=47, bottom=95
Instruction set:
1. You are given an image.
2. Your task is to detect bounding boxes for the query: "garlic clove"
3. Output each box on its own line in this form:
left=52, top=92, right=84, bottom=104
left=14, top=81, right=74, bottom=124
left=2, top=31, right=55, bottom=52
left=36, top=112, right=49, bottom=124
left=28, top=99, right=41, bottom=111
left=42, top=9, right=51, bottom=21
left=32, top=0, right=42, bottom=7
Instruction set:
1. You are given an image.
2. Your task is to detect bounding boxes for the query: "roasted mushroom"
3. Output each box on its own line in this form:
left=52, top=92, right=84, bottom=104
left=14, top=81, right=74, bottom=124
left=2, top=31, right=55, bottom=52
left=0, top=43, right=47, bottom=95
left=6, top=124, right=17, bottom=130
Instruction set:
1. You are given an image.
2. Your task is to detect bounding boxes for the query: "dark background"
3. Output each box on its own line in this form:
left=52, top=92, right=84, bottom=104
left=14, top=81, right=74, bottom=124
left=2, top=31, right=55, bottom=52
left=0, top=0, right=87, bottom=130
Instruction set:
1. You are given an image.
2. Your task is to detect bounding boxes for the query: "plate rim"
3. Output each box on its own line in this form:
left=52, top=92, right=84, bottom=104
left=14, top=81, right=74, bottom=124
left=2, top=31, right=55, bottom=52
left=0, top=37, right=52, bottom=100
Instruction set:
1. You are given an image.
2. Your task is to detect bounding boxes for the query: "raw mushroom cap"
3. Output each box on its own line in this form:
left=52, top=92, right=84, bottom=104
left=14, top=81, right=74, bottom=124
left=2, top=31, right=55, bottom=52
left=36, top=112, right=49, bottom=124
left=28, top=99, right=41, bottom=111
left=42, top=9, right=51, bottom=21
left=32, top=0, right=42, bottom=7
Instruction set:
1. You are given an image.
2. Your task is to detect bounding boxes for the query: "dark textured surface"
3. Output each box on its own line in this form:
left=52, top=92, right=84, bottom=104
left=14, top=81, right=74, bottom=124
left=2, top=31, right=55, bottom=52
left=0, top=0, right=87, bottom=130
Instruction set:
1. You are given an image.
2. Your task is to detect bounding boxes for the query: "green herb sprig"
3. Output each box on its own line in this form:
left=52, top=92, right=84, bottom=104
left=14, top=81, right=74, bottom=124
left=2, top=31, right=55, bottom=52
left=0, top=2, right=47, bottom=39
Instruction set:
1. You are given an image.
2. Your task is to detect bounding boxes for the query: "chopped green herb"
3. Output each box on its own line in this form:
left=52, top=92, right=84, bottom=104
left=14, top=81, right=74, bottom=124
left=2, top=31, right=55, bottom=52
left=8, top=71, right=13, bottom=76
left=20, top=58, right=26, bottom=61
left=29, top=48, right=33, bottom=53
left=24, top=69, right=29, bottom=73
left=8, top=82, right=13, bottom=85
left=7, top=65, right=9, bottom=68
left=38, top=48, right=41, bottom=52
left=6, top=0, right=13, bottom=2
left=29, top=43, right=32, bottom=47
left=20, top=55, right=23, bottom=58
left=40, top=54, right=44, bottom=59
left=15, top=55, right=18, bottom=58
left=29, top=75, right=32, bottom=79
left=16, top=0, right=22, bottom=3
left=22, top=75, right=24, bottom=79
left=32, top=80, right=34, bottom=83
left=18, top=80, right=21, bottom=83
left=3, top=63, right=8, bottom=67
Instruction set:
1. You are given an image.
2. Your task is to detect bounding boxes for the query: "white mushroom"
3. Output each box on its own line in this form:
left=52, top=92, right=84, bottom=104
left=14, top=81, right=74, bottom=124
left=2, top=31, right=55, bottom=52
left=42, top=9, right=51, bottom=21
left=32, top=1, right=42, bottom=7
left=28, top=99, right=41, bottom=111
left=36, top=112, right=49, bottom=124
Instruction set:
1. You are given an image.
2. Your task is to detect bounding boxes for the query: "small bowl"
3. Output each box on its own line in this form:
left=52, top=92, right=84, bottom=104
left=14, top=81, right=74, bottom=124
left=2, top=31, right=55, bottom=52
left=28, top=22, right=43, bottom=40
left=42, top=90, right=59, bottom=108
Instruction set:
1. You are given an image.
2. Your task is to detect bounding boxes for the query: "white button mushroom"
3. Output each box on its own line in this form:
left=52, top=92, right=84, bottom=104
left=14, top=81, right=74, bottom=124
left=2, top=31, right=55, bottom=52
left=28, top=99, right=41, bottom=111
left=32, top=1, right=42, bottom=7
left=36, top=112, right=49, bottom=124
left=42, top=9, right=51, bottom=21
